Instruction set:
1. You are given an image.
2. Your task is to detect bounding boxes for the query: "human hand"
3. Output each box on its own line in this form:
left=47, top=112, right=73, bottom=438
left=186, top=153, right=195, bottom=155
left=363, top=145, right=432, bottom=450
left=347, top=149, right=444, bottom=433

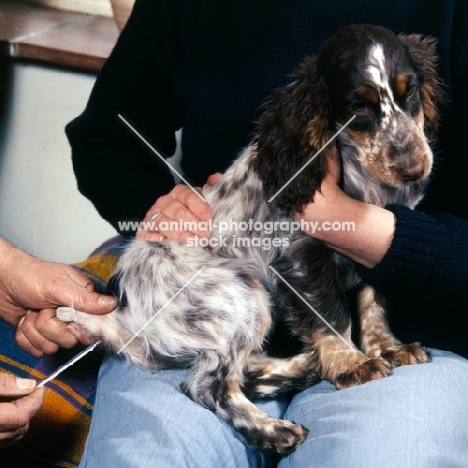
left=15, top=308, right=95, bottom=358
left=0, top=246, right=117, bottom=329
left=293, top=144, right=395, bottom=268
left=0, top=373, right=44, bottom=448
left=0, top=241, right=117, bottom=356
left=294, top=144, right=343, bottom=220
left=136, top=174, right=222, bottom=242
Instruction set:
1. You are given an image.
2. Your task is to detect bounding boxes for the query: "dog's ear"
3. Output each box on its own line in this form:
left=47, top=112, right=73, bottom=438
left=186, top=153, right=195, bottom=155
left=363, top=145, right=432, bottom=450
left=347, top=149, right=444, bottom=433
left=250, top=56, right=334, bottom=215
left=399, top=34, right=444, bottom=140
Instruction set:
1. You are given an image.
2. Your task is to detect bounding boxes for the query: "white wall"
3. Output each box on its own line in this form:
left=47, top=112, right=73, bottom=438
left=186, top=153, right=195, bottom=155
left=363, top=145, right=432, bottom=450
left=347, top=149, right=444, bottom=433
left=9, top=0, right=113, bottom=16
left=0, top=59, right=117, bottom=264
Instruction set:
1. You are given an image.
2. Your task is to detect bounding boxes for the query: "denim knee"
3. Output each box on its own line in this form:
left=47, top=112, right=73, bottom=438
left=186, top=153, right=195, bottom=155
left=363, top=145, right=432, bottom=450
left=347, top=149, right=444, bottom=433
left=280, top=349, right=468, bottom=468
left=80, top=355, right=284, bottom=468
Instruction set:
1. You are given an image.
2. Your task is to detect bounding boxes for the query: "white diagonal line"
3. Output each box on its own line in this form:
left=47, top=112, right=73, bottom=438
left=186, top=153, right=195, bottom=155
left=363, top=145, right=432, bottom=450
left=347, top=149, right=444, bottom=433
left=37, top=340, right=102, bottom=388
left=117, top=266, right=207, bottom=354
left=268, top=115, right=356, bottom=203
left=269, top=266, right=356, bottom=352
left=118, top=114, right=208, bottom=203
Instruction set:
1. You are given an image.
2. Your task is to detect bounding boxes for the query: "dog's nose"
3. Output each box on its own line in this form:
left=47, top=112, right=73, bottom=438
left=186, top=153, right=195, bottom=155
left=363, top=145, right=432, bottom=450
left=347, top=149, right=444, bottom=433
left=396, top=161, right=425, bottom=182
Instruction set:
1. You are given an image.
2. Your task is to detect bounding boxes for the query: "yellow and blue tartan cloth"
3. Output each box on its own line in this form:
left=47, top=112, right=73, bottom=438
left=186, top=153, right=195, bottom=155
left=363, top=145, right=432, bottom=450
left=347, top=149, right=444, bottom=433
left=0, top=236, right=128, bottom=468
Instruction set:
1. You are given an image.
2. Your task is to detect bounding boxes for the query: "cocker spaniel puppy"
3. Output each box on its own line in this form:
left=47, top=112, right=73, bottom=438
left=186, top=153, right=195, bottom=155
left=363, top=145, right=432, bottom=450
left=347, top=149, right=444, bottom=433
left=58, top=24, right=442, bottom=454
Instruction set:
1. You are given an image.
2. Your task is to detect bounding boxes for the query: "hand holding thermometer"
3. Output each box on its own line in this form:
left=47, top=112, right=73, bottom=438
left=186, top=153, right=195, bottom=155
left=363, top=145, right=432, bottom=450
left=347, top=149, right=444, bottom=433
left=36, top=340, right=102, bottom=389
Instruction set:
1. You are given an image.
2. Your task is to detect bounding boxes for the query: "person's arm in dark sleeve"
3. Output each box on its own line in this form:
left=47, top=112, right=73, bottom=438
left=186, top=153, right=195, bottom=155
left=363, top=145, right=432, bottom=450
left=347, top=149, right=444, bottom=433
left=296, top=149, right=468, bottom=308
left=356, top=204, right=468, bottom=309
left=66, top=0, right=186, bottom=234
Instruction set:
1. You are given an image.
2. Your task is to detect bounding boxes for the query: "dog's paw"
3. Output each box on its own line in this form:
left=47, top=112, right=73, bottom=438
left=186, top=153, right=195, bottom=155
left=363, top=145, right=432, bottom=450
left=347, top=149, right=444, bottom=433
left=56, top=306, right=79, bottom=323
left=246, top=420, right=309, bottom=454
left=56, top=306, right=104, bottom=339
left=381, top=342, right=430, bottom=368
left=334, top=357, right=391, bottom=389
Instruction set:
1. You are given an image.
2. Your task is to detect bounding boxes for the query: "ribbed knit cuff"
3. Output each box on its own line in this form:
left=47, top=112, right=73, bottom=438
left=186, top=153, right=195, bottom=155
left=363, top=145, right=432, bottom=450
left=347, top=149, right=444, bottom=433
left=356, top=204, right=440, bottom=298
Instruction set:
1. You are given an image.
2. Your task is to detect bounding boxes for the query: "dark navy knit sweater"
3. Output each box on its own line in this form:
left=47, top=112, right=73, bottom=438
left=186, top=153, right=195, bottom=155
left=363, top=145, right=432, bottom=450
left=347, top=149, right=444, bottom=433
left=66, top=0, right=468, bottom=355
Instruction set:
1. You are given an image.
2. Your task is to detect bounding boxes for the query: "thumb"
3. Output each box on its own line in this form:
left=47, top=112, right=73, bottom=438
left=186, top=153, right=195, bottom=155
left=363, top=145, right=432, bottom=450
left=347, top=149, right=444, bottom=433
left=206, top=172, right=222, bottom=186
left=70, top=288, right=117, bottom=315
left=61, top=267, right=117, bottom=314
left=0, top=372, right=37, bottom=397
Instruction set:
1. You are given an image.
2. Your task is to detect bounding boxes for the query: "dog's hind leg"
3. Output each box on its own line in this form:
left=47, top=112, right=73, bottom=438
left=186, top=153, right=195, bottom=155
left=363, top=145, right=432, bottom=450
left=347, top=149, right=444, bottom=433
left=56, top=306, right=153, bottom=368
left=243, top=325, right=390, bottom=395
left=243, top=353, right=320, bottom=399
left=180, top=349, right=309, bottom=454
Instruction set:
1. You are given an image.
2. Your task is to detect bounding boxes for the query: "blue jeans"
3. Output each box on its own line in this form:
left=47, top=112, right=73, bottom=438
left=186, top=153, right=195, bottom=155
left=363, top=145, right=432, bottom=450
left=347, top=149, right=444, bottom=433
left=79, top=349, right=468, bottom=467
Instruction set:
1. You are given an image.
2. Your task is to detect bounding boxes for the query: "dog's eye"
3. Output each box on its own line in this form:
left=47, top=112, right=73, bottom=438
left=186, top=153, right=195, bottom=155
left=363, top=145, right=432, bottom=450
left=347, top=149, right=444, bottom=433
left=351, top=101, right=368, bottom=115
left=406, top=85, right=416, bottom=100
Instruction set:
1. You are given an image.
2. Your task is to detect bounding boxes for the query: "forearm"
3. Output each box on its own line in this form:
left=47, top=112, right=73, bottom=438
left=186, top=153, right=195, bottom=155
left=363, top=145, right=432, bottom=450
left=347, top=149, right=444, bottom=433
left=66, top=0, right=184, bottom=231
left=0, top=237, right=15, bottom=262
left=296, top=187, right=395, bottom=269
left=0, top=238, right=31, bottom=290
left=299, top=190, right=468, bottom=308
left=357, top=205, right=468, bottom=308
left=69, top=134, right=176, bottom=232
left=0, top=240, right=19, bottom=310
left=0, top=239, right=37, bottom=325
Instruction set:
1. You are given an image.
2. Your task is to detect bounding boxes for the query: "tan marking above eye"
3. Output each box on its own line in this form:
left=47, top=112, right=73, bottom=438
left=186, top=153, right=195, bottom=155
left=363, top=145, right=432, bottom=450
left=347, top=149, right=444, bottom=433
left=356, top=85, right=379, bottom=104
left=394, top=74, right=408, bottom=98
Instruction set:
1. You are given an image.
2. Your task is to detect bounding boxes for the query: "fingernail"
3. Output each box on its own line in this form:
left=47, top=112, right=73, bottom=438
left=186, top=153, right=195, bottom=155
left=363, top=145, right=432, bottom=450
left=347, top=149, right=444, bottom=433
left=16, top=378, right=36, bottom=389
left=98, top=295, right=117, bottom=306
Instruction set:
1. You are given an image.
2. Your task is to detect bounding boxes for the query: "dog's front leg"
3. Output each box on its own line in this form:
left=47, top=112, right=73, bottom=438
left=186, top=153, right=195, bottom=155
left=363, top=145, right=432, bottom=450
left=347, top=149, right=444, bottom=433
left=285, top=284, right=392, bottom=389
left=267, top=258, right=393, bottom=390
left=358, top=285, right=430, bottom=367
left=306, top=325, right=392, bottom=389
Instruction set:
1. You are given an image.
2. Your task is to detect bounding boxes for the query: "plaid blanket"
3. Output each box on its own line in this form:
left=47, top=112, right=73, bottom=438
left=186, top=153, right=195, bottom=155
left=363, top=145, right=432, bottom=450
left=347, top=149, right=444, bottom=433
left=0, top=236, right=127, bottom=468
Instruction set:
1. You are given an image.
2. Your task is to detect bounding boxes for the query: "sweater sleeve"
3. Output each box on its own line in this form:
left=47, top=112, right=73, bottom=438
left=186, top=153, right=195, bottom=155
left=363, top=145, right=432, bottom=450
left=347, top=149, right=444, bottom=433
left=66, top=0, right=186, bottom=234
left=356, top=204, right=468, bottom=309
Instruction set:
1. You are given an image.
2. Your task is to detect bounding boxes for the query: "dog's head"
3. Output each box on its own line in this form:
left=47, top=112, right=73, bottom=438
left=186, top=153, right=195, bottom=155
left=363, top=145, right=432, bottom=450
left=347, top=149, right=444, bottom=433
left=251, top=24, right=443, bottom=213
